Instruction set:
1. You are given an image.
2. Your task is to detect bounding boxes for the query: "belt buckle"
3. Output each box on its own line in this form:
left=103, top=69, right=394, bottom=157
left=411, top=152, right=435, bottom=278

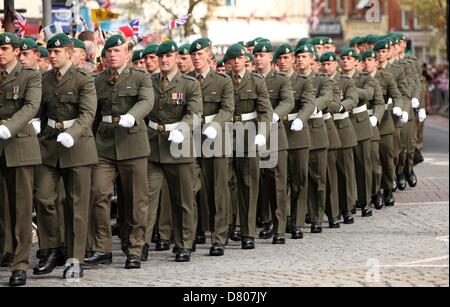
left=55, top=122, right=64, bottom=131
left=233, top=115, right=242, bottom=122
left=157, top=124, right=166, bottom=133
left=282, top=115, right=288, bottom=123
left=112, top=116, right=121, bottom=125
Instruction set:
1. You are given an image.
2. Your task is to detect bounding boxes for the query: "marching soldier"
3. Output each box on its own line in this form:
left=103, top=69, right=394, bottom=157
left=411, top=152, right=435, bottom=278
left=146, top=40, right=202, bottom=262
left=34, top=33, right=98, bottom=279
left=276, top=44, right=315, bottom=238
left=70, top=39, right=87, bottom=69
left=143, top=43, right=160, bottom=75
left=18, top=38, right=41, bottom=72
left=311, top=37, right=326, bottom=57
left=132, top=49, right=146, bottom=69
left=226, top=43, right=272, bottom=249
left=178, top=44, right=194, bottom=74
left=253, top=41, right=294, bottom=243
left=0, top=32, right=42, bottom=286
left=38, top=46, right=52, bottom=72
left=87, top=35, right=153, bottom=269
left=297, top=44, right=332, bottom=233
left=189, top=38, right=235, bottom=255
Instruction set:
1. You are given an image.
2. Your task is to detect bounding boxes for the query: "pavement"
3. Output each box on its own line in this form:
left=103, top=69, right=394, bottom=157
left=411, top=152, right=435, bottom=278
left=0, top=116, right=448, bottom=288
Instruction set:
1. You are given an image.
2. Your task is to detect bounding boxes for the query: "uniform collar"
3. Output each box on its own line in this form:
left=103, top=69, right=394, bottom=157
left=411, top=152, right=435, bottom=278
left=258, top=67, right=272, bottom=79
left=330, top=72, right=337, bottom=79
left=369, top=69, right=377, bottom=78
left=113, top=63, right=128, bottom=76
left=4, top=60, right=18, bottom=75
left=195, top=66, right=211, bottom=79
left=345, top=69, right=356, bottom=78
left=58, top=61, right=73, bottom=76
left=161, top=69, right=178, bottom=82
left=232, top=69, right=246, bottom=80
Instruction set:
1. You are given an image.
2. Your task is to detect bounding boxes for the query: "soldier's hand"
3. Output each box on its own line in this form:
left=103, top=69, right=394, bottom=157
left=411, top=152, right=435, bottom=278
left=168, top=130, right=184, bottom=144
left=291, top=118, right=303, bottom=132
left=0, top=125, right=11, bottom=140
left=32, top=120, right=41, bottom=135
left=418, top=109, right=427, bottom=123
left=400, top=111, right=409, bottom=124
left=393, top=107, right=403, bottom=117
left=254, top=134, right=266, bottom=147
left=203, top=126, right=218, bottom=140
left=119, top=114, right=136, bottom=128
left=272, top=113, right=280, bottom=123
left=369, top=116, right=378, bottom=127
left=57, top=133, right=75, bottom=148
left=411, top=98, right=420, bottom=109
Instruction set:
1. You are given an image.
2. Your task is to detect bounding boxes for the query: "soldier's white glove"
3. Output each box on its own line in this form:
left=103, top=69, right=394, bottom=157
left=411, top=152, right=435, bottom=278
left=168, top=130, right=184, bottom=144
left=418, top=109, right=427, bottom=123
left=254, top=134, right=266, bottom=147
left=57, top=133, right=74, bottom=148
left=392, top=107, right=403, bottom=117
left=370, top=116, right=378, bottom=127
left=272, top=113, right=280, bottom=123
left=291, top=118, right=303, bottom=132
left=312, top=107, right=319, bottom=115
left=411, top=98, right=420, bottom=109
left=400, top=111, right=409, bottom=124
left=0, top=125, right=11, bottom=140
left=119, top=114, right=136, bottom=128
left=339, top=105, right=345, bottom=113
left=203, top=126, right=218, bottom=140
left=32, top=120, right=41, bottom=135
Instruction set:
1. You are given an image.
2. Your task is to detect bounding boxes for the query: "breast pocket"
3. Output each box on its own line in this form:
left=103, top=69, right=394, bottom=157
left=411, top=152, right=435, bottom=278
left=59, top=94, right=79, bottom=104
left=239, top=91, right=257, bottom=113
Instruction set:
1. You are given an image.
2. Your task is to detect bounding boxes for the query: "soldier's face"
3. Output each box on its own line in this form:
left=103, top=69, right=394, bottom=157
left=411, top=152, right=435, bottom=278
left=0, top=45, right=20, bottom=68
left=253, top=52, right=272, bottom=72
left=363, top=57, right=378, bottom=73
left=48, top=47, right=72, bottom=69
left=217, top=66, right=227, bottom=74
left=71, top=47, right=86, bottom=66
left=341, top=56, right=356, bottom=72
left=159, top=52, right=178, bottom=74
left=19, top=50, right=39, bottom=68
left=388, top=46, right=396, bottom=59
left=177, top=54, right=194, bottom=73
left=229, top=55, right=246, bottom=73
left=145, top=54, right=159, bottom=73
left=377, top=49, right=389, bottom=62
left=296, top=53, right=312, bottom=71
left=191, top=49, right=210, bottom=72
left=133, top=59, right=146, bottom=69
left=315, top=45, right=324, bottom=56
left=107, top=45, right=129, bottom=69
left=358, top=44, right=367, bottom=53
left=277, top=54, right=295, bottom=73
left=245, top=62, right=254, bottom=73
left=38, top=57, right=51, bottom=71
left=321, top=61, right=338, bottom=76
left=324, top=44, right=335, bottom=53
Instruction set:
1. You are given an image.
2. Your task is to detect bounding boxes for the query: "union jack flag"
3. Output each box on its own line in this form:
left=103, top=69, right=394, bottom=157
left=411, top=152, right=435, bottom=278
left=161, top=13, right=191, bottom=30
left=308, top=0, right=326, bottom=30
left=14, top=11, right=27, bottom=38
left=80, top=16, right=89, bottom=31
left=96, top=0, right=112, bottom=9
left=129, top=18, right=140, bottom=38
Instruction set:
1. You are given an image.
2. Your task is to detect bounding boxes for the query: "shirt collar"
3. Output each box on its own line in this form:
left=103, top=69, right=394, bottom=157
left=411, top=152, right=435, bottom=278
left=233, top=69, right=246, bottom=80
left=370, top=69, right=377, bottom=78
left=162, top=69, right=178, bottom=83
left=5, top=60, right=18, bottom=75
left=345, top=69, right=356, bottom=78
left=195, top=66, right=211, bottom=80
left=58, top=61, right=73, bottom=77
left=113, top=64, right=128, bottom=76
left=258, top=67, right=272, bottom=79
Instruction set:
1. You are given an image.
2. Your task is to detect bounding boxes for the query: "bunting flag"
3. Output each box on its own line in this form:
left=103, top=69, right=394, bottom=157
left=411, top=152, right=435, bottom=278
left=91, top=9, right=120, bottom=22
left=80, top=16, right=89, bottom=31
left=129, top=18, right=140, bottom=38
left=14, top=11, right=27, bottom=38
left=308, top=0, right=326, bottom=30
left=161, top=13, right=191, bottom=30
left=96, top=0, right=112, bottom=9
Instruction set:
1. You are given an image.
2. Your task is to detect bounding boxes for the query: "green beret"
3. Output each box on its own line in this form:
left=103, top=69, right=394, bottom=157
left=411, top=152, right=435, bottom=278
left=394, top=32, right=407, bottom=41
left=313, top=52, right=320, bottom=62
left=357, top=54, right=363, bottom=62
left=320, top=52, right=338, bottom=63
left=385, top=36, right=394, bottom=46
left=0, top=32, right=20, bottom=47
left=361, top=50, right=377, bottom=60
left=358, top=36, right=368, bottom=45
left=211, top=52, right=216, bottom=60
left=323, top=37, right=334, bottom=45
left=225, top=43, right=247, bottom=61
left=295, top=44, right=315, bottom=55
left=132, top=49, right=144, bottom=62
left=217, top=60, right=224, bottom=68
left=237, top=41, right=245, bottom=47
left=373, top=39, right=390, bottom=51
left=311, top=37, right=326, bottom=46
left=296, top=38, right=312, bottom=49
left=246, top=53, right=254, bottom=63
left=47, top=33, right=72, bottom=49
left=274, top=44, right=294, bottom=60
left=38, top=46, right=49, bottom=58
left=253, top=42, right=273, bottom=54
left=142, top=43, right=158, bottom=57
left=245, top=39, right=256, bottom=48
left=156, top=40, right=178, bottom=56
left=189, top=38, right=211, bottom=54
left=340, top=47, right=359, bottom=59
left=19, top=38, right=38, bottom=51
left=366, top=34, right=378, bottom=44
left=254, top=37, right=270, bottom=45
left=350, top=36, right=361, bottom=47
left=104, top=34, right=126, bottom=51
left=71, top=38, right=86, bottom=50
left=179, top=44, right=191, bottom=55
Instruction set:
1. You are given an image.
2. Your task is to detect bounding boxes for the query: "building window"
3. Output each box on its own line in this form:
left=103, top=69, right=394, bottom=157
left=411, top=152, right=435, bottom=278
left=337, top=0, right=344, bottom=13
left=401, top=10, right=410, bottom=30
left=413, top=11, right=421, bottom=30
left=324, top=0, right=332, bottom=13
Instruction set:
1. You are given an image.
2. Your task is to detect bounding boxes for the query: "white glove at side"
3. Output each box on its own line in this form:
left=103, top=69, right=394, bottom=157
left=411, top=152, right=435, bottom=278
left=168, top=130, right=184, bottom=144
left=119, top=114, right=136, bottom=128
left=418, top=109, right=427, bottom=123
left=32, top=121, right=41, bottom=135
left=254, top=134, right=266, bottom=147
left=291, top=118, right=303, bottom=132
left=369, top=116, right=378, bottom=127
left=400, top=111, right=409, bottom=124
left=203, top=126, right=218, bottom=140
left=57, top=133, right=75, bottom=148
left=272, top=113, right=280, bottom=123
left=0, top=125, right=12, bottom=140
left=411, top=98, right=420, bottom=109
left=392, top=107, right=403, bottom=117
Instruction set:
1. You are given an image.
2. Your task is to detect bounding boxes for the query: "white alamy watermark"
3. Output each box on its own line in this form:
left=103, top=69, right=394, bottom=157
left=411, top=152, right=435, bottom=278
left=365, top=0, right=381, bottom=23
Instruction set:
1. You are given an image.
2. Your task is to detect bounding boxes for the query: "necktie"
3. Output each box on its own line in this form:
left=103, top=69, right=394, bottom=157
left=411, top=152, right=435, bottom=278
left=233, top=75, right=241, bottom=88
left=161, top=75, right=169, bottom=92
left=55, top=70, right=62, bottom=83
left=197, top=75, right=204, bottom=86
left=109, top=71, right=119, bottom=85
left=0, top=70, right=7, bottom=84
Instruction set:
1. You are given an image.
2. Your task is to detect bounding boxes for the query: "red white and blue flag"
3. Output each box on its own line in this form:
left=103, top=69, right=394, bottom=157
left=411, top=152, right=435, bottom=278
left=129, top=18, right=140, bottom=38
left=80, top=16, right=89, bottom=31
left=161, top=13, right=191, bottom=30
left=308, top=0, right=326, bottom=30
left=14, top=11, right=27, bottom=38
left=96, top=0, right=112, bottom=9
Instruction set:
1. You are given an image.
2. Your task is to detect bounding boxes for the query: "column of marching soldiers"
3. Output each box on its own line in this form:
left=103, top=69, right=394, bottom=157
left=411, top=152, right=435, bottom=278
left=0, top=30, right=426, bottom=286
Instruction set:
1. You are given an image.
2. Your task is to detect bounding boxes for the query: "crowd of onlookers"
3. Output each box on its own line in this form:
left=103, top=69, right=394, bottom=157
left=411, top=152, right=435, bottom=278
left=422, top=63, right=449, bottom=116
